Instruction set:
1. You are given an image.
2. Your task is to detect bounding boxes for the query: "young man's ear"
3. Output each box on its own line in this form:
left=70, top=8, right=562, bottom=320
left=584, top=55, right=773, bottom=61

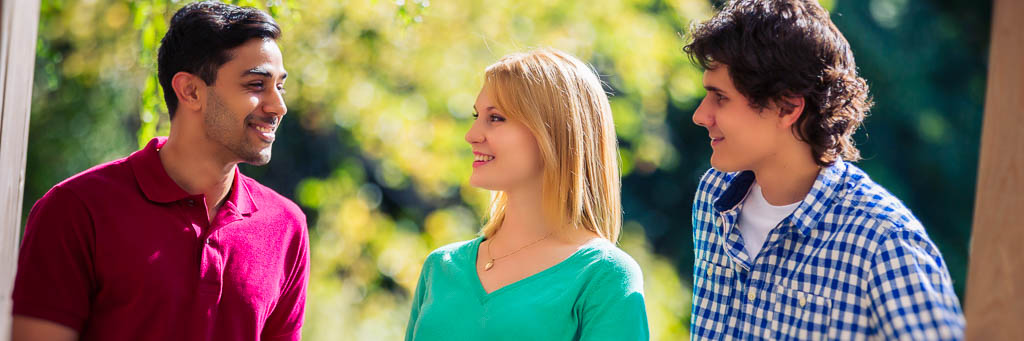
left=778, top=96, right=806, bottom=128
left=171, top=72, right=206, bottom=114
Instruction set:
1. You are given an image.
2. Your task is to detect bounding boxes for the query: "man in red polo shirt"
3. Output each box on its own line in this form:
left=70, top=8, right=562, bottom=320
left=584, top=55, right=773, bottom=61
left=12, top=3, right=308, bottom=340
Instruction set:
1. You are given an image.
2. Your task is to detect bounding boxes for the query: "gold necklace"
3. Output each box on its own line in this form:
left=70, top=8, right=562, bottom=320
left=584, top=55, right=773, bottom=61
left=484, top=233, right=552, bottom=271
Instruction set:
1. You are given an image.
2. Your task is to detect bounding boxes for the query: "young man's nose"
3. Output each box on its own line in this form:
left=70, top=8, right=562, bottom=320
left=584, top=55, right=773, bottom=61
left=692, top=97, right=713, bottom=128
left=263, top=89, right=287, bottom=117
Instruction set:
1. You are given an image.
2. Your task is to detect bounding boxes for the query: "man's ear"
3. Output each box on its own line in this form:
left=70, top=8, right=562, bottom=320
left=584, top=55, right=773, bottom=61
left=171, top=72, right=206, bottom=113
left=778, top=96, right=806, bottom=128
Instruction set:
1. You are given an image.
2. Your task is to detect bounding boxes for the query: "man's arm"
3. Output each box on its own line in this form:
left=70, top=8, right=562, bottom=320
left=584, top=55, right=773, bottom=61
left=260, top=217, right=310, bottom=341
left=12, top=185, right=95, bottom=338
left=12, top=316, right=77, bottom=341
left=866, top=227, right=965, bottom=340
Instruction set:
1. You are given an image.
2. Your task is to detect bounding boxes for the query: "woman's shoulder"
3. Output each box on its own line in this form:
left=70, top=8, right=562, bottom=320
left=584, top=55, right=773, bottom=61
left=577, top=239, right=644, bottom=285
left=422, top=236, right=482, bottom=266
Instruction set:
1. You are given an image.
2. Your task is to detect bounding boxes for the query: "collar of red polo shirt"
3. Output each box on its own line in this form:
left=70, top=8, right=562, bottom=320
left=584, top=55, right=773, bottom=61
left=129, top=136, right=259, bottom=216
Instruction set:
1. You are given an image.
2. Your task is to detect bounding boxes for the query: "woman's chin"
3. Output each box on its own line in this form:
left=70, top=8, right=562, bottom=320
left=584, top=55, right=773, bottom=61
left=468, top=177, right=507, bottom=192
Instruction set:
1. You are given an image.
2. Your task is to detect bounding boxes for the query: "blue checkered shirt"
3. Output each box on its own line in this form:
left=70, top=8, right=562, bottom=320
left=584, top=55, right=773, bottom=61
left=690, top=160, right=965, bottom=340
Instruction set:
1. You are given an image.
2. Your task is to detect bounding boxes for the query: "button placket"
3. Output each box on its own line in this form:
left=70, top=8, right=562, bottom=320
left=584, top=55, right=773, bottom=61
left=197, top=232, right=224, bottom=302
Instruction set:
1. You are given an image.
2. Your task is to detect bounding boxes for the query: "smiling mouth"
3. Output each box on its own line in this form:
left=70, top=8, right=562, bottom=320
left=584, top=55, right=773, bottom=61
left=249, top=123, right=277, bottom=143
left=710, top=137, right=725, bottom=146
left=473, top=153, right=495, bottom=168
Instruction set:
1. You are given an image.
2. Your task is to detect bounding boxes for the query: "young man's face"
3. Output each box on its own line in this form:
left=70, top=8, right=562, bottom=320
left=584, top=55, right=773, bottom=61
left=203, top=38, right=288, bottom=166
left=692, top=64, right=786, bottom=173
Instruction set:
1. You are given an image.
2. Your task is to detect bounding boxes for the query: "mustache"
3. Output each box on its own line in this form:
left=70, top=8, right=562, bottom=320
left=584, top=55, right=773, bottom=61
left=246, top=114, right=279, bottom=127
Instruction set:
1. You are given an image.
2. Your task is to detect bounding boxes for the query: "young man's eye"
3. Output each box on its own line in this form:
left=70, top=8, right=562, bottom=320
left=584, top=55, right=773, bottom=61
left=715, top=93, right=727, bottom=104
left=248, top=82, right=264, bottom=89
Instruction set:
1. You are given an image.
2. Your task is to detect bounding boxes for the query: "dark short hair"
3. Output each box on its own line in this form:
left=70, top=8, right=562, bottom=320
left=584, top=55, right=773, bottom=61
left=683, top=0, right=872, bottom=166
left=157, top=1, right=281, bottom=118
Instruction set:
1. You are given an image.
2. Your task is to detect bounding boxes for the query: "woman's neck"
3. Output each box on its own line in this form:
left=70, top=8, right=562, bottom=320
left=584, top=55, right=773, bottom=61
left=495, top=184, right=551, bottom=245
left=495, top=183, right=599, bottom=246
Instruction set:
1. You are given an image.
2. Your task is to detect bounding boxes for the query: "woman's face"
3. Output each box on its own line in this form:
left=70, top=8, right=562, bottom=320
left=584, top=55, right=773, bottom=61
left=465, top=83, right=544, bottom=193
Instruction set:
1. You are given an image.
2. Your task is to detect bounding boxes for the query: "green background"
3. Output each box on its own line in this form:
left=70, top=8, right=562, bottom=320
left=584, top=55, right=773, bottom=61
left=27, top=0, right=990, bottom=339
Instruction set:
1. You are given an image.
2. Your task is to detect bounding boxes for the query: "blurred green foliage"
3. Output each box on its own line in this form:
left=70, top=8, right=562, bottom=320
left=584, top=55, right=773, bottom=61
left=27, top=0, right=989, bottom=339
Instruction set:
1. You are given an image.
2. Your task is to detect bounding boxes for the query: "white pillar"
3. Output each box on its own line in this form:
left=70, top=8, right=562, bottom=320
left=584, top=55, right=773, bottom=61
left=0, top=0, right=41, bottom=339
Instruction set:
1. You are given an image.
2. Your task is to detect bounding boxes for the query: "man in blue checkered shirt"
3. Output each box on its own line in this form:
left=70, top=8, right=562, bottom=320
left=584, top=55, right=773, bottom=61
left=683, top=0, right=965, bottom=339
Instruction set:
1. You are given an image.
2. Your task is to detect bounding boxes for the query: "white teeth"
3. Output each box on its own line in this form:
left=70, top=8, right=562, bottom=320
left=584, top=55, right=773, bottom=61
left=254, top=125, right=274, bottom=133
left=474, top=154, right=495, bottom=162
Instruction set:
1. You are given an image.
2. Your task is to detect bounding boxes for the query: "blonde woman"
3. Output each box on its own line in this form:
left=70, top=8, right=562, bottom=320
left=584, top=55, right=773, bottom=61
left=405, top=48, right=649, bottom=340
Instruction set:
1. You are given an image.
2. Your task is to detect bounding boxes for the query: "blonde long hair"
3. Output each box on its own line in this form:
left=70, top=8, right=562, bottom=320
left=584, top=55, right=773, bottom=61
left=479, top=48, right=622, bottom=243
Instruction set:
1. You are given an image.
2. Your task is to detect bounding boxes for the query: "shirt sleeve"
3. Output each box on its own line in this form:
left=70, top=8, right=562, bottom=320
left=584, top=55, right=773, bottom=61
left=405, top=254, right=432, bottom=341
left=12, top=185, right=96, bottom=333
left=866, top=228, right=965, bottom=340
left=576, top=253, right=650, bottom=341
left=261, top=216, right=310, bottom=341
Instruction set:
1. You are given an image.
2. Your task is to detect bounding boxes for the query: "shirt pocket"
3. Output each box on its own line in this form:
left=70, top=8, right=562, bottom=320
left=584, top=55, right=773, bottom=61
left=691, top=258, right=734, bottom=340
left=768, top=284, right=833, bottom=340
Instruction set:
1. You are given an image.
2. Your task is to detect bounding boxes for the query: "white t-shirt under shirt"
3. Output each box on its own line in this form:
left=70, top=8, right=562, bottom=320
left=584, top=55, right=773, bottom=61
left=737, top=181, right=802, bottom=259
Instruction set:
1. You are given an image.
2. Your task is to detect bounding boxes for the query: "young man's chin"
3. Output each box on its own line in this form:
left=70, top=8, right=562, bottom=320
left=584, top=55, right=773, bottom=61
left=245, top=159, right=271, bottom=166
left=709, top=157, right=739, bottom=173
left=710, top=160, right=754, bottom=174
left=239, top=147, right=272, bottom=166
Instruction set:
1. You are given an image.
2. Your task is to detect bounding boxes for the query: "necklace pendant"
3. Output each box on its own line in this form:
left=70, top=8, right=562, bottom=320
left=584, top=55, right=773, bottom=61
left=484, top=260, right=494, bottom=271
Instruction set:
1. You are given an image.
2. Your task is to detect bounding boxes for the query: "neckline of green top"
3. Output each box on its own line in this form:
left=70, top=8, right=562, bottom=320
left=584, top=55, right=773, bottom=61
left=468, top=236, right=608, bottom=300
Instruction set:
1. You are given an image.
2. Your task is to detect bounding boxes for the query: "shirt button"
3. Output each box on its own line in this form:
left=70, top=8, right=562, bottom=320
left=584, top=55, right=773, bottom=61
left=205, top=238, right=212, bottom=245
left=799, top=293, right=807, bottom=307
left=747, top=291, right=756, bottom=301
left=706, top=267, right=713, bottom=276
left=186, top=199, right=195, bottom=206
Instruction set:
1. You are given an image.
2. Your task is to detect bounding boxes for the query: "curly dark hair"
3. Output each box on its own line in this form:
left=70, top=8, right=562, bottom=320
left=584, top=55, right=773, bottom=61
left=683, top=0, right=872, bottom=166
left=158, top=1, right=281, bottom=118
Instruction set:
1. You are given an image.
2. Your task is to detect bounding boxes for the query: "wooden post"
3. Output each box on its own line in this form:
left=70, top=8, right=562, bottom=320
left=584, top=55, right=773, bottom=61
left=964, top=0, right=1024, bottom=338
left=0, top=0, right=41, bottom=338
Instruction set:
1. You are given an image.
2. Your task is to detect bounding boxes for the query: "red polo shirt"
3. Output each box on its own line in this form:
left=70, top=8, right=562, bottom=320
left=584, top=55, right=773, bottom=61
left=13, top=137, right=309, bottom=341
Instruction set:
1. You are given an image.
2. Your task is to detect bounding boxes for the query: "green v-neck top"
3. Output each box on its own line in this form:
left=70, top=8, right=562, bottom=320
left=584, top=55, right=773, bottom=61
left=405, top=237, right=649, bottom=341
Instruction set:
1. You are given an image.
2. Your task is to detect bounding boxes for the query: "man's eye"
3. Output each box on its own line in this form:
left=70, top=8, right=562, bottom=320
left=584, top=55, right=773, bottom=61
left=248, top=82, right=264, bottom=89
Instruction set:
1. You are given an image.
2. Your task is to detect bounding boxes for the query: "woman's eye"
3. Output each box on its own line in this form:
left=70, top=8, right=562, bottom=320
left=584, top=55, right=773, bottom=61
left=489, top=114, right=505, bottom=122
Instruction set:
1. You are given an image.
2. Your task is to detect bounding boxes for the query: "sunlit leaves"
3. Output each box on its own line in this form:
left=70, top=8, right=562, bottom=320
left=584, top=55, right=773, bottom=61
left=270, top=1, right=706, bottom=339
left=40, top=0, right=708, bottom=339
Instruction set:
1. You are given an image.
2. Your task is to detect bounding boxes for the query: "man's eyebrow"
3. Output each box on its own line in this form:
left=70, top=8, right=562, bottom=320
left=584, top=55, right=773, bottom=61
left=243, top=67, right=287, bottom=80
left=704, top=85, right=725, bottom=94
